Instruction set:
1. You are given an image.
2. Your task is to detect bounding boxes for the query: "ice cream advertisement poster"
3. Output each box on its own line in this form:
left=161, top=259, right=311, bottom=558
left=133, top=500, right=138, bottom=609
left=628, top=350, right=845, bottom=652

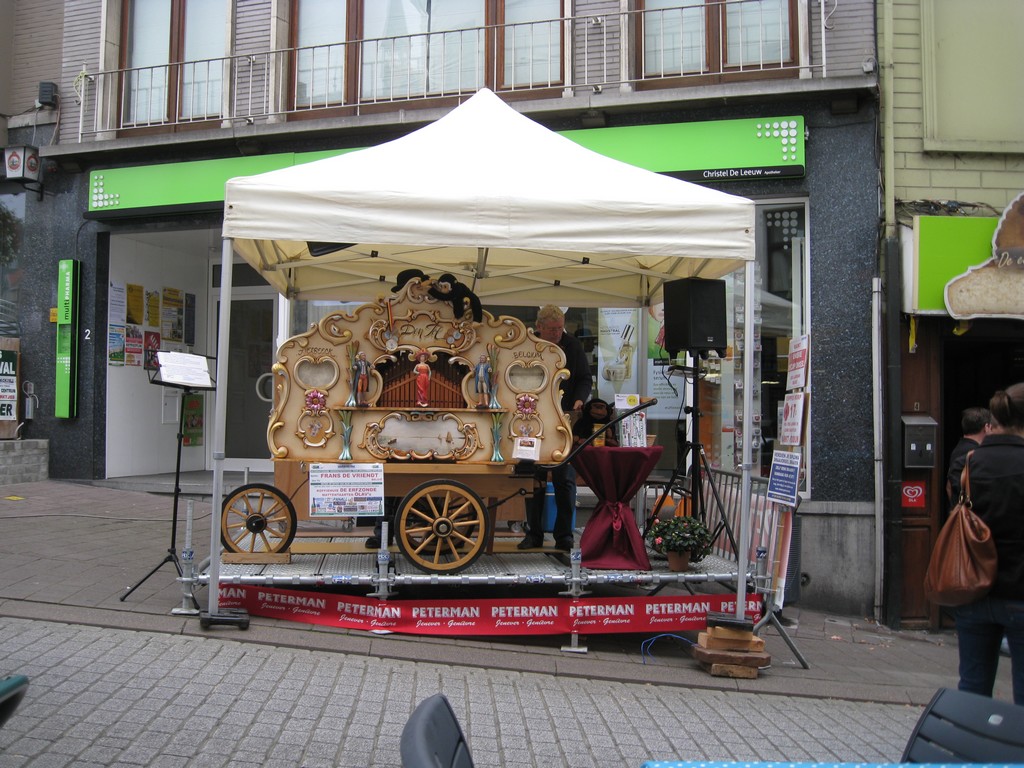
left=596, top=308, right=639, bottom=399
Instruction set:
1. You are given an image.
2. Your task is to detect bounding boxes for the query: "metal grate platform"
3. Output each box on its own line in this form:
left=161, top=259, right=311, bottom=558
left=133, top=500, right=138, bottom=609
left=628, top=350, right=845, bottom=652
left=205, top=542, right=742, bottom=594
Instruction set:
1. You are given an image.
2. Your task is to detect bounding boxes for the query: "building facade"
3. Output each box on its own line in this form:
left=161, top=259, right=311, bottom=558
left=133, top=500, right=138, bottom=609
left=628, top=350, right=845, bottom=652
left=1, top=0, right=882, bottom=616
left=878, top=0, right=1024, bottom=628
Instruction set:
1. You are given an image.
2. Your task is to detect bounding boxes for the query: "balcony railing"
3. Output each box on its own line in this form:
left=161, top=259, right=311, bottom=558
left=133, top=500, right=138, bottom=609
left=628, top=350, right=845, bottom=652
left=73, top=2, right=826, bottom=142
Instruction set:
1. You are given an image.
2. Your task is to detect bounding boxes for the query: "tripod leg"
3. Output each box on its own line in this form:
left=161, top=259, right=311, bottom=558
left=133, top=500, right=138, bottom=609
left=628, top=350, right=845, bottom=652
left=767, top=610, right=810, bottom=669
left=120, top=550, right=178, bottom=601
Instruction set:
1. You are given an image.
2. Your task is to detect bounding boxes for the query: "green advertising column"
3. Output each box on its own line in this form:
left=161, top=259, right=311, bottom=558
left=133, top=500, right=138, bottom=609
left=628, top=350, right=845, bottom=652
left=55, top=259, right=80, bottom=418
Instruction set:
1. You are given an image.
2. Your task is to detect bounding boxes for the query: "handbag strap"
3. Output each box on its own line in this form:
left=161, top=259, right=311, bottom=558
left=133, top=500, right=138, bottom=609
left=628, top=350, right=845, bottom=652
left=960, top=450, right=974, bottom=505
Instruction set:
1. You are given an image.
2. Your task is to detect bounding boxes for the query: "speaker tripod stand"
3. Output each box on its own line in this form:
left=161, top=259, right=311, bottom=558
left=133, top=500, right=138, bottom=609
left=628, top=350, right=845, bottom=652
left=644, top=362, right=737, bottom=554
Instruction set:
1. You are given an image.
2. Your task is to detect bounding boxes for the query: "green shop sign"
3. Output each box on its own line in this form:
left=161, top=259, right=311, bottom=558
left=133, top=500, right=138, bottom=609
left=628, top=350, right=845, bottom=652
left=87, top=116, right=805, bottom=216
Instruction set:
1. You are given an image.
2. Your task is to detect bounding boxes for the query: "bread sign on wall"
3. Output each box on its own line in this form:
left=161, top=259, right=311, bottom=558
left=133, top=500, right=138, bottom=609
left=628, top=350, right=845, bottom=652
left=945, top=190, right=1024, bottom=320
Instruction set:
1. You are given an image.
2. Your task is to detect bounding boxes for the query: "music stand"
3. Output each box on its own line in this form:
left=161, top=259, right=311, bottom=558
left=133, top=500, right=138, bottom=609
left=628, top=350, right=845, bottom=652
left=121, top=352, right=216, bottom=603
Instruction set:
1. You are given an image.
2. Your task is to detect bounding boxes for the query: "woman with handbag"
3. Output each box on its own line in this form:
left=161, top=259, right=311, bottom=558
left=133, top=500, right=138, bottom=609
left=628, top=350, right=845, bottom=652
left=955, top=382, right=1024, bottom=704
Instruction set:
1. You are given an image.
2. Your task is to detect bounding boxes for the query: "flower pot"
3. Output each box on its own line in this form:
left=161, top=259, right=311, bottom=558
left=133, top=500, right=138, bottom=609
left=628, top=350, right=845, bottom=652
left=666, top=550, right=691, bottom=572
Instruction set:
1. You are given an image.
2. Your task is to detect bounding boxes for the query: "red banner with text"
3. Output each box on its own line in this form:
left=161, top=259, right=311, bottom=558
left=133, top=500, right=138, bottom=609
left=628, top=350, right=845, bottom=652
left=218, top=586, right=762, bottom=636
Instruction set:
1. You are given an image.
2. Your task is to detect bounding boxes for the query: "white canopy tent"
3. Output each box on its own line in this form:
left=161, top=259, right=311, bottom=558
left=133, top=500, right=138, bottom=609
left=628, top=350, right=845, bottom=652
left=209, top=88, right=758, bottom=621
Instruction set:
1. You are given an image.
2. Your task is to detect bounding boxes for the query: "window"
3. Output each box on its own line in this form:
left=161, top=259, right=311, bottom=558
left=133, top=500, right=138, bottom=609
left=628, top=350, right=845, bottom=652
left=122, top=0, right=227, bottom=126
left=295, top=0, right=348, bottom=107
left=643, top=0, right=705, bottom=76
left=291, top=1, right=562, bottom=108
left=750, top=201, right=807, bottom=476
left=725, top=0, right=788, bottom=68
left=362, top=0, right=485, bottom=100
left=502, top=0, right=561, bottom=88
left=641, top=0, right=793, bottom=80
left=921, top=0, right=1024, bottom=153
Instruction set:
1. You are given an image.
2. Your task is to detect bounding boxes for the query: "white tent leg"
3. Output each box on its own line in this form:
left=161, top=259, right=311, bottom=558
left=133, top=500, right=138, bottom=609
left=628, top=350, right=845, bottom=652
left=200, top=236, right=249, bottom=629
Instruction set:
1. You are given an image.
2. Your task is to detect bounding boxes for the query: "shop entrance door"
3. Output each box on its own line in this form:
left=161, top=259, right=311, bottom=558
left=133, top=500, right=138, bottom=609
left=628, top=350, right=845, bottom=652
left=212, top=295, right=276, bottom=473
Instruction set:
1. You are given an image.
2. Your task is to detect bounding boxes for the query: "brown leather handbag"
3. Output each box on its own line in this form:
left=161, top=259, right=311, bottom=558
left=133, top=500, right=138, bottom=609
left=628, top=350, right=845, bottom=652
left=924, top=453, right=998, bottom=607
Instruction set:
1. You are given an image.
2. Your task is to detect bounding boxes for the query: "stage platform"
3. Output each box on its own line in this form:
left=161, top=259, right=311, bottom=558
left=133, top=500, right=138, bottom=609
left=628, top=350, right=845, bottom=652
left=199, top=538, right=743, bottom=596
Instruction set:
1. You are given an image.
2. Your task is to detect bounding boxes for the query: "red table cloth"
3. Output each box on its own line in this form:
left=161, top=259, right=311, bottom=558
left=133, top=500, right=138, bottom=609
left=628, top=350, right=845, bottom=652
left=573, top=445, right=663, bottom=570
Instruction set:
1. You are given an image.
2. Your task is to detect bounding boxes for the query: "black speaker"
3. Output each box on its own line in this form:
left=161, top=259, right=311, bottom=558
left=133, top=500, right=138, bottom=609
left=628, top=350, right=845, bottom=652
left=663, top=278, right=727, bottom=355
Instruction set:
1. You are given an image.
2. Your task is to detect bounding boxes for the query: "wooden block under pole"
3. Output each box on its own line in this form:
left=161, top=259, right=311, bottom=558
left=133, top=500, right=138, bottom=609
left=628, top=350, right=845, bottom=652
left=697, top=632, right=766, bottom=652
left=702, top=662, right=759, bottom=679
left=707, top=625, right=758, bottom=641
left=690, top=644, right=771, bottom=668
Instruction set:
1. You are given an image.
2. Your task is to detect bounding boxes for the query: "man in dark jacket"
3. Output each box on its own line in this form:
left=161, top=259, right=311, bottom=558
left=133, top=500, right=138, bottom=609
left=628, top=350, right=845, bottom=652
left=518, top=305, right=592, bottom=552
left=947, top=406, right=993, bottom=505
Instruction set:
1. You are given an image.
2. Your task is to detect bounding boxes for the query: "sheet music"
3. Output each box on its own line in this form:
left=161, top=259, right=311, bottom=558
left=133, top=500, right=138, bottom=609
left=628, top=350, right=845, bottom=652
left=155, top=351, right=213, bottom=389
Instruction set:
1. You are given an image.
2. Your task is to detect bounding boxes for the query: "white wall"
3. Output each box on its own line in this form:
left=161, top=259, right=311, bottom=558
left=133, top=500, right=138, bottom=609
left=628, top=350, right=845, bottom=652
left=106, top=232, right=211, bottom=477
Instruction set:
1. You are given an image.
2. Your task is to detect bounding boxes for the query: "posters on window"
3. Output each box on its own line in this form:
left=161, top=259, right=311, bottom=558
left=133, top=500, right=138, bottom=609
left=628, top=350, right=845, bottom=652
left=126, top=283, right=144, bottom=325
left=124, top=324, right=143, bottom=366
left=184, top=292, right=196, bottom=346
left=643, top=301, right=686, bottom=421
left=594, top=306, right=687, bottom=421
left=107, top=326, right=125, bottom=366
left=786, top=335, right=809, bottom=390
left=144, top=331, right=161, bottom=370
left=182, top=392, right=204, bottom=446
left=767, top=449, right=801, bottom=506
left=107, top=282, right=127, bottom=366
left=596, top=308, right=639, bottom=399
left=779, top=392, right=805, bottom=446
left=0, top=349, right=17, bottom=421
left=162, top=287, right=184, bottom=343
left=146, top=290, right=160, bottom=327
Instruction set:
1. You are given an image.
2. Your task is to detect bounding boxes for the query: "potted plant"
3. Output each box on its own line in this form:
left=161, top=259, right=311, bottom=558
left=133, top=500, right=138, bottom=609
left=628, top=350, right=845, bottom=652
left=647, top=514, right=714, bottom=571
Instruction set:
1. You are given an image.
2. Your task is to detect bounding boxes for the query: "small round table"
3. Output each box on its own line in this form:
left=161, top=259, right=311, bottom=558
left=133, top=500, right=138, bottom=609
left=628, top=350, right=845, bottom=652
left=572, top=445, right=663, bottom=570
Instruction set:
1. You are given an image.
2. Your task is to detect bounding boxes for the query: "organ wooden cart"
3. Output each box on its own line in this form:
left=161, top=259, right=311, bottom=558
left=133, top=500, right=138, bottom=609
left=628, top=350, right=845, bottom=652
left=220, top=275, right=601, bottom=574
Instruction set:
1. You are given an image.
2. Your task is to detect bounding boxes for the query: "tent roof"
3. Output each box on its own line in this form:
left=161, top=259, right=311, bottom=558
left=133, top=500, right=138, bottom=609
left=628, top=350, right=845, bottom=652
left=222, top=89, right=755, bottom=307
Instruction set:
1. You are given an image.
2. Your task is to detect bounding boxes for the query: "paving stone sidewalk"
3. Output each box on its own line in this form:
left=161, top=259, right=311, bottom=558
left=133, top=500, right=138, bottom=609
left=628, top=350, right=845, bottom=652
left=0, top=479, right=1016, bottom=766
left=0, top=617, right=922, bottom=768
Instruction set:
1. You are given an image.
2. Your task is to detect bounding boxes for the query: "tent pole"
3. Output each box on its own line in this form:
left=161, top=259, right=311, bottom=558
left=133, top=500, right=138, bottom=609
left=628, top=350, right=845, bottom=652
left=736, top=259, right=756, bottom=619
left=201, top=237, right=248, bottom=628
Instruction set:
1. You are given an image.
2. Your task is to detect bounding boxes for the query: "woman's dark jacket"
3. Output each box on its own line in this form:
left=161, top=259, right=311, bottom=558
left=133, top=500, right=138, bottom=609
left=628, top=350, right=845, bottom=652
left=968, top=433, right=1024, bottom=600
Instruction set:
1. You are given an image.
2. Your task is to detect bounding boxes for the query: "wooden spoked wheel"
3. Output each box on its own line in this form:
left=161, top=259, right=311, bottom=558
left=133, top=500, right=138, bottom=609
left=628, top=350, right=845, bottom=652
left=221, top=483, right=297, bottom=554
left=396, top=480, right=491, bottom=573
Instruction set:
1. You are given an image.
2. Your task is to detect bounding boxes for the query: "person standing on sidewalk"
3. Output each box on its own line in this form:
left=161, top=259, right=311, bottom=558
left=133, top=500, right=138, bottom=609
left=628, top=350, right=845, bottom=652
left=946, top=406, right=993, bottom=505
left=954, top=382, right=1024, bottom=704
left=518, top=305, right=592, bottom=552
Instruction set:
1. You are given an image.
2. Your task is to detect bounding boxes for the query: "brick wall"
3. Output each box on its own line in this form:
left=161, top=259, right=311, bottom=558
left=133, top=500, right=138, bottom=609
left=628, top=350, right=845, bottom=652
left=0, top=439, right=49, bottom=484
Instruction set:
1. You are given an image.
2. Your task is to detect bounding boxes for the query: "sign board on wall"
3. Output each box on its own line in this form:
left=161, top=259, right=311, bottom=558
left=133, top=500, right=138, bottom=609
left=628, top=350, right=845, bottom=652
left=87, top=116, right=806, bottom=215
left=0, top=346, right=17, bottom=424
left=903, top=216, right=998, bottom=314
left=943, top=191, right=1024, bottom=320
left=55, top=259, right=80, bottom=419
left=767, top=450, right=801, bottom=506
